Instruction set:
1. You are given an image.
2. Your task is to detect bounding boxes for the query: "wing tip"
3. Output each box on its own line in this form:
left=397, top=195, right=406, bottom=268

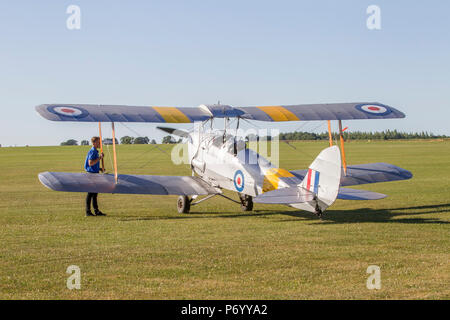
left=35, top=104, right=46, bottom=114
left=38, top=171, right=55, bottom=190
left=35, top=104, right=59, bottom=121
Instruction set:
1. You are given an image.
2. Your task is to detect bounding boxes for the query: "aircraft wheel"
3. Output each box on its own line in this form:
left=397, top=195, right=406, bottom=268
left=177, top=196, right=190, bottom=214
left=239, top=194, right=253, bottom=212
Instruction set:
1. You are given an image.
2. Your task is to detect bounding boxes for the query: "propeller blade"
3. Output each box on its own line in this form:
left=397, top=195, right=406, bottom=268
left=157, top=126, right=190, bottom=138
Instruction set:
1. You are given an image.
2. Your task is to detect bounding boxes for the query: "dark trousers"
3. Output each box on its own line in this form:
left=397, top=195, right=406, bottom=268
left=86, top=193, right=98, bottom=212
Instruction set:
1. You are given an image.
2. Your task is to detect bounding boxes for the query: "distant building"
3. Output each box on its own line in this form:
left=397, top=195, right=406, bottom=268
left=103, top=138, right=119, bottom=145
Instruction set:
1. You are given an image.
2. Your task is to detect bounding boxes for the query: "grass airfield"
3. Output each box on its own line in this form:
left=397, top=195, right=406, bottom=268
left=0, top=140, right=449, bottom=299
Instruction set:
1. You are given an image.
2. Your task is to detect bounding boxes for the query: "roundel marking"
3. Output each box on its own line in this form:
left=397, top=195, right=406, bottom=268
left=233, top=170, right=245, bottom=192
left=48, top=105, right=89, bottom=119
left=355, top=103, right=392, bottom=116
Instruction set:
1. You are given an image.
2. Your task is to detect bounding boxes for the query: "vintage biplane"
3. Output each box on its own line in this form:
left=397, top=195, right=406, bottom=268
left=36, top=102, right=412, bottom=218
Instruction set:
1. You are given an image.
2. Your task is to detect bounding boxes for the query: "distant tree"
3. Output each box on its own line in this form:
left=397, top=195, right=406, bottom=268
left=61, top=139, right=78, bottom=146
left=120, top=136, right=134, bottom=144
left=150, top=139, right=157, bottom=144
left=81, top=140, right=89, bottom=146
left=134, top=136, right=149, bottom=144
left=162, top=135, right=176, bottom=144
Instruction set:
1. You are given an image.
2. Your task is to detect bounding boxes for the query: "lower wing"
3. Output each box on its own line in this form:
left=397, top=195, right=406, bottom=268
left=38, top=172, right=219, bottom=195
left=337, top=187, right=386, bottom=200
left=290, top=163, right=412, bottom=187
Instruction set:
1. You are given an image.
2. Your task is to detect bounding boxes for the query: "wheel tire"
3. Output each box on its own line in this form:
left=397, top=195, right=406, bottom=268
left=177, top=196, right=190, bottom=214
left=240, top=195, right=253, bottom=212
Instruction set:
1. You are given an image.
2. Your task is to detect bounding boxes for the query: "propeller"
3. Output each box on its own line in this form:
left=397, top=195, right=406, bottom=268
left=157, top=126, right=190, bottom=138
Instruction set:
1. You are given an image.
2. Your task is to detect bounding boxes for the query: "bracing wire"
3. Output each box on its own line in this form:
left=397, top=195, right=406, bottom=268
left=105, top=144, right=114, bottom=172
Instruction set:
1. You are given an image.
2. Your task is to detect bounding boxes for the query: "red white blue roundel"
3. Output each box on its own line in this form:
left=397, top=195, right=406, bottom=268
left=356, top=104, right=391, bottom=116
left=48, top=105, right=89, bottom=119
left=234, top=170, right=245, bottom=192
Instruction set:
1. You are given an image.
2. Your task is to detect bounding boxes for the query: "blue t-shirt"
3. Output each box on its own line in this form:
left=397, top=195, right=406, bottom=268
left=84, top=147, right=100, bottom=173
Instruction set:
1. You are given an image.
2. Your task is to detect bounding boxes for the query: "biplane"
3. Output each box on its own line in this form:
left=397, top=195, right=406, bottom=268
left=36, top=102, right=412, bottom=218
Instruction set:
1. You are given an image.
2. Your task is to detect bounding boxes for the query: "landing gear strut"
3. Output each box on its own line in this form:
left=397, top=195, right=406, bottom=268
left=176, top=193, right=254, bottom=213
left=239, top=193, right=253, bottom=212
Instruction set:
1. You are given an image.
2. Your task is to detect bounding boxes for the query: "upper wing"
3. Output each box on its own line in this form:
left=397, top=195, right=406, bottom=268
left=238, top=102, right=405, bottom=121
left=290, top=163, right=413, bottom=187
left=36, top=102, right=405, bottom=123
left=35, top=104, right=211, bottom=123
left=38, top=172, right=219, bottom=195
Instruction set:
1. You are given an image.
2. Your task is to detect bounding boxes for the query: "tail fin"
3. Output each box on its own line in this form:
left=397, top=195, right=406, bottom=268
left=292, top=146, right=342, bottom=214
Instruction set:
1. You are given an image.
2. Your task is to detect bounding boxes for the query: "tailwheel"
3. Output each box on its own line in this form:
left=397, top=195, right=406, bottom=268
left=239, top=193, right=253, bottom=212
left=314, top=208, right=323, bottom=219
left=314, top=198, right=323, bottom=219
left=177, top=195, right=191, bottom=214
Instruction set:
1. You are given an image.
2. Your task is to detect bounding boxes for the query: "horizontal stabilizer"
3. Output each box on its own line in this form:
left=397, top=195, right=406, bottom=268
left=290, top=163, right=412, bottom=187
left=38, top=172, right=218, bottom=195
left=254, top=186, right=315, bottom=204
left=338, top=188, right=387, bottom=200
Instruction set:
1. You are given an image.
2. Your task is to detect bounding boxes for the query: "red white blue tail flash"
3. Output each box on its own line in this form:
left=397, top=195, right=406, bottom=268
left=305, top=169, right=320, bottom=194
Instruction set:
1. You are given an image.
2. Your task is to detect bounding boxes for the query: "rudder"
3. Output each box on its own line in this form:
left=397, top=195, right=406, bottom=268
left=292, top=146, right=342, bottom=215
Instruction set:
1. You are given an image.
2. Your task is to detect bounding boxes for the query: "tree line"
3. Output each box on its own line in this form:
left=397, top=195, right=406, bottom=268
left=278, top=130, right=448, bottom=141
left=60, top=135, right=179, bottom=146
left=60, top=130, right=448, bottom=146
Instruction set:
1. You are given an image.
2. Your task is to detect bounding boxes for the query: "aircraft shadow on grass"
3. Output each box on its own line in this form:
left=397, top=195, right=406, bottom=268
left=270, top=203, right=450, bottom=225
left=116, top=203, right=450, bottom=225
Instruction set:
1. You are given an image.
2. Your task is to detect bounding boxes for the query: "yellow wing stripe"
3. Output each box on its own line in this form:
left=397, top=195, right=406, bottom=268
left=256, top=106, right=300, bottom=121
left=263, top=175, right=279, bottom=193
left=262, top=168, right=295, bottom=193
left=153, top=107, right=191, bottom=123
left=269, top=168, right=295, bottom=178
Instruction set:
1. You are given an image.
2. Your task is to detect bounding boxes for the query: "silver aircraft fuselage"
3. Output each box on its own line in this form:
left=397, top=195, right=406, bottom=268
left=187, top=130, right=301, bottom=197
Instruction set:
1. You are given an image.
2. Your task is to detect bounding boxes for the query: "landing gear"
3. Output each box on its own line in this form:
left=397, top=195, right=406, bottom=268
left=239, top=193, right=253, bottom=212
left=177, top=195, right=191, bottom=214
left=176, top=193, right=254, bottom=213
left=314, top=208, right=323, bottom=219
left=314, top=198, right=323, bottom=219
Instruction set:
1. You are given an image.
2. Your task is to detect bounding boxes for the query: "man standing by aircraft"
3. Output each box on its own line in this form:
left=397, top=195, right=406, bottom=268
left=84, top=136, right=106, bottom=217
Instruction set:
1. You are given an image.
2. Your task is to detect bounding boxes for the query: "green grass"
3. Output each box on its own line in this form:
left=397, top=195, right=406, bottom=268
left=0, top=140, right=449, bottom=299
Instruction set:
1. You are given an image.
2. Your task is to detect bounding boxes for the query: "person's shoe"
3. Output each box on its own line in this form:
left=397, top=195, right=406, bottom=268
left=94, top=210, right=106, bottom=216
left=86, top=211, right=95, bottom=217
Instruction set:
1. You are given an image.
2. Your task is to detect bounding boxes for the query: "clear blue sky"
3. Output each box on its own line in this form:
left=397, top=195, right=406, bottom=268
left=0, top=0, right=449, bottom=146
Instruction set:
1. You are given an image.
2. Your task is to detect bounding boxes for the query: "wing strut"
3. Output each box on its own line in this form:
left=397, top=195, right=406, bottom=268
left=98, top=122, right=105, bottom=173
left=327, top=120, right=333, bottom=147
left=338, top=120, right=347, bottom=175
left=111, top=122, right=118, bottom=183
